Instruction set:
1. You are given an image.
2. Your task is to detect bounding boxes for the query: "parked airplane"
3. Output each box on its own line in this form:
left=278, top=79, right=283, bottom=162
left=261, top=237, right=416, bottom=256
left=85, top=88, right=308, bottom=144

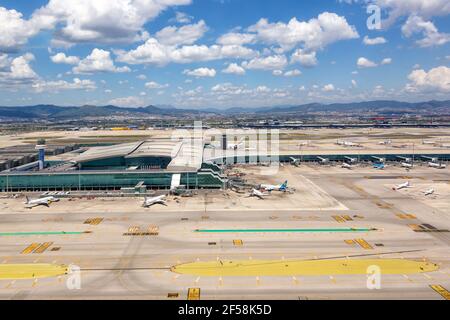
left=393, top=182, right=411, bottom=191
left=248, top=189, right=269, bottom=200
left=428, top=162, right=446, bottom=169
left=373, top=163, right=385, bottom=170
left=424, top=188, right=435, bottom=196
left=401, top=162, right=413, bottom=169
left=336, top=140, right=361, bottom=147
left=25, top=196, right=59, bottom=208
left=317, top=156, right=329, bottom=165
left=379, top=140, right=392, bottom=145
left=289, top=157, right=301, bottom=166
left=142, top=195, right=167, bottom=208
left=260, top=181, right=288, bottom=192
left=342, top=163, right=353, bottom=170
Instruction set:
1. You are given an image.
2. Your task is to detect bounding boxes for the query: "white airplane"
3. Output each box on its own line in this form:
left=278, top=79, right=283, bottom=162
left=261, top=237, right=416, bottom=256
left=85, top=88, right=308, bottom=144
left=227, top=138, right=245, bottom=150
left=424, top=188, right=435, bottom=196
left=24, top=196, right=60, bottom=208
left=379, top=140, right=392, bottom=145
left=342, top=163, right=353, bottom=170
left=393, top=181, right=411, bottom=191
left=142, top=195, right=167, bottom=208
left=317, top=156, right=329, bottom=165
left=248, top=189, right=269, bottom=200
left=428, top=162, right=446, bottom=169
left=401, top=162, right=413, bottom=169
left=260, top=180, right=288, bottom=192
left=289, top=157, right=301, bottom=166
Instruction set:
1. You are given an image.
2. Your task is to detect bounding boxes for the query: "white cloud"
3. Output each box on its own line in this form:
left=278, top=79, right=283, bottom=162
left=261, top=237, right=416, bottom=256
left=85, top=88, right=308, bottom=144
left=363, top=36, right=387, bottom=45
left=108, top=96, right=146, bottom=107
left=322, top=84, right=335, bottom=92
left=32, top=78, right=96, bottom=92
left=0, top=8, right=42, bottom=52
left=247, top=12, right=359, bottom=51
left=171, top=11, right=193, bottom=24
left=183, top=67, right=216, bottom=77
left=217, top=32, right=255, bottom=46
left=373, top=0, right=450, bottom=25
left=291, top=49, right=318, bottom=67
left=381, top=58, right=392, bottom=65
left=242, top=55, right=288, bottom=71
left=0, top=53, right=39, bottom=85
left=31, top=0, right=192, bottom=46
left=73, top=49, right=131, bottom=74
left=351, top=79, right=357, bottom=87
left=116, top=38, right=256, bottom=65
left=401, top=15, right=450, bottom=47
left=155, top=20, right=208, bottom=46
left=284, top=69, right=302, bottom=77
left=50, top=52, right=80, bottom=65
left=406, top=66, right=450, bottom=93
left=145, top=81, right=169, bottom=89
left=137, top=74, right=147, bottom=80
left=357, top=57, right=377, bottom=68
left=222, top=63, right=246, bottom=75
left=272, top=70, right=283, bottom=76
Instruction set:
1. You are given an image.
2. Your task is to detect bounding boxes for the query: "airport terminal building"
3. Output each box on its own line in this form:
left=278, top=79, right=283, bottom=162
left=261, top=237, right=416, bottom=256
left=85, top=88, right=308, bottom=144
left=1, top=138, right=450, bottom=192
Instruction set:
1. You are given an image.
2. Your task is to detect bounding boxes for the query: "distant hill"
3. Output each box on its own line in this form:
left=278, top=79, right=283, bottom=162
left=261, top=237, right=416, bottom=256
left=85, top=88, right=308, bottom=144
left=0, top=100, right=449, bottom=120
left=0, top=104, right=216, bottom=120
left=216, top=100, right=450, bottom=114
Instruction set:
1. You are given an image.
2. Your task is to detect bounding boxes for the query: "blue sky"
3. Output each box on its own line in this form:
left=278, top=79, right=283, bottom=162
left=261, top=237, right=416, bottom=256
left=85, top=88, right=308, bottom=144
left=0, top=0, right=449, bottom=109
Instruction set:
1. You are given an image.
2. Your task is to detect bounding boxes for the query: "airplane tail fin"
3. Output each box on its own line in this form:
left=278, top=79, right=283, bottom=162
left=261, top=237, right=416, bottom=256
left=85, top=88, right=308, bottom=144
left=280, top=181, right=288, bottom=190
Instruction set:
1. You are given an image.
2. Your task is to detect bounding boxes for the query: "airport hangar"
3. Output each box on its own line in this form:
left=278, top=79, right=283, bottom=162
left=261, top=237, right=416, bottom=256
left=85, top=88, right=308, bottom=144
left=1, top=139, right=450, bottom=192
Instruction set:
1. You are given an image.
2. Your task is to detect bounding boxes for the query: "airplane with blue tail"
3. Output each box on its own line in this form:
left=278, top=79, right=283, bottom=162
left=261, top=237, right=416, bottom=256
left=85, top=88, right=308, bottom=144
left=260, top=180, right=288, bottom=192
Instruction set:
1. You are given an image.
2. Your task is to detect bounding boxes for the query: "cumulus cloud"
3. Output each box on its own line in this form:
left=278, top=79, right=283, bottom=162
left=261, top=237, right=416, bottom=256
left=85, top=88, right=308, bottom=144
left=32, top=78, right=96, bottom=92
left=222, top=63, right=246, bottom=75
left=357, top=57, right=378, bottom=68
left=0, top=8, right=43, bottom=52
left=116, top=38, right=256, bottom=65
left=183, top=67, right=216, bottom=77
left=170, top=11, right=193, bottom=24
left=405, top=66, right=450, bottom=93
left=145, top=81, right=169, bottom=89
left=216, top=33, right=256, bottom=46
left=31, top=0, right=192, bottom=47
left=0, top=53, right=39, bottom=85
left=50, top=52, right=80, bottom=65
left=155, top=20, right=208, bottom=46
left=73, top=49, right=131, bottom=74
left=242, top=55, right=288, bottom=71
left=108, top=96, right=146, bottom=107
left=401, top=15, right=450, bottom=47
left=291, top=49, right=318, bottom=67
left=381, top=58, right=392, bottom=65
left=247, top=12, right=359, bottom=51
left=363, top=36, right=387, bottom=45
left=284, top=69, right=302, bottom=77
left=322, top=84, right=335, bottom=92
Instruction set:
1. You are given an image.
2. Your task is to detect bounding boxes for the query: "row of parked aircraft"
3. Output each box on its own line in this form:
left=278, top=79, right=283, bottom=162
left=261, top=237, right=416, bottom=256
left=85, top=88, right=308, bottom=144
left=392, top=181, right=436, bottom=196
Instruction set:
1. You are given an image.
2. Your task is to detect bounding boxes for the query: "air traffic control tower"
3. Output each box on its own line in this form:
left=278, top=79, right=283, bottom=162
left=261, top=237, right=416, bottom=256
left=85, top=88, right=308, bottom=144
left=35, top=139, right=46, bottom=170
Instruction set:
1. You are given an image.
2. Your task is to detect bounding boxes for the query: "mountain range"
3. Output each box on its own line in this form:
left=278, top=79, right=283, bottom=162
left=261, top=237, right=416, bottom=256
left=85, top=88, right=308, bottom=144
left=0, top=100, right=449, bottom=120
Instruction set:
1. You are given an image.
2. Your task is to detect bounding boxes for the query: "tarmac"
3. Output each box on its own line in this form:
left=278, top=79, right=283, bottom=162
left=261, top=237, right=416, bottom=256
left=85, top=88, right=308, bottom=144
left=0, top=164, right=449, bottom=300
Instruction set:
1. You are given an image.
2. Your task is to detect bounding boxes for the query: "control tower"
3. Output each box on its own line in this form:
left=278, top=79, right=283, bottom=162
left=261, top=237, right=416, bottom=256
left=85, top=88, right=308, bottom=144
left=35, top=138, right=46, bottom=170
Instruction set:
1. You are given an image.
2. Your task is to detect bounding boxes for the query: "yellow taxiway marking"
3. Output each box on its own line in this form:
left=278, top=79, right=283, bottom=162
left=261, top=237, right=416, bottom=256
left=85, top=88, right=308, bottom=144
left=430, top=285, right=450, bottom=300
left=34, top=242, right=53, bottom=254
left=171, top=259, right=439, bottom=277
left=0, top=264, right=68, bottom=280
left=194, top=277, right=200, bottom=284
left=187, top=288, right=200, bottom=300
left=355, top=239, right=373, bottom=250
left=5, top=280, right=15, bottom=289
left=21, top=243, right=40, bottom=255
